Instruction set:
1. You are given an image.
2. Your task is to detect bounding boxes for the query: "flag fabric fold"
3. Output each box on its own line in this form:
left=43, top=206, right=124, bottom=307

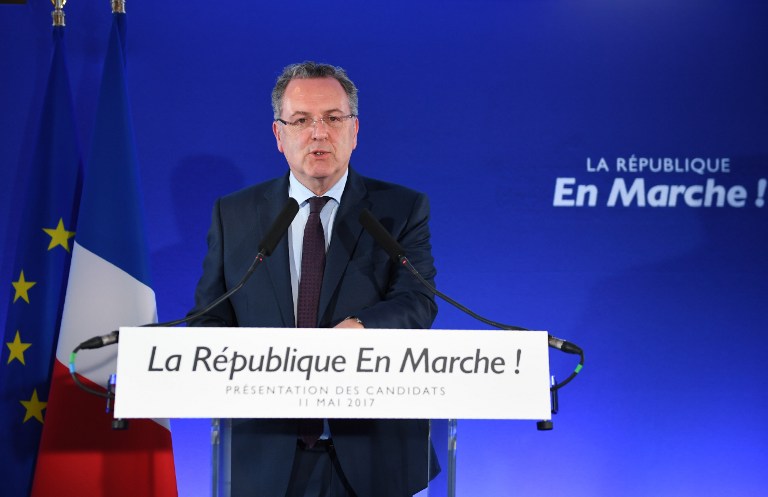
left=31, top=14, right=177, bottom=497
left=0, top=25, right=82, bottom=497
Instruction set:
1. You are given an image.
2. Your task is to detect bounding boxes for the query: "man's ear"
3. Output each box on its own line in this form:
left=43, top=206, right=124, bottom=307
left=273, top=121, right=284, bottom=153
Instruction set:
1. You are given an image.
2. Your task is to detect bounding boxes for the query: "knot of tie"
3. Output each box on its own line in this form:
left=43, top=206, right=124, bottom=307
left=308, top=195, right=330, bottom=214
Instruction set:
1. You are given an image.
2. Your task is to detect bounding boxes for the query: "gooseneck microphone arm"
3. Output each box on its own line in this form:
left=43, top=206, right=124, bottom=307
left=70, top=198, right=300, bottom=399
left=358, top=208, right=584, bottom=392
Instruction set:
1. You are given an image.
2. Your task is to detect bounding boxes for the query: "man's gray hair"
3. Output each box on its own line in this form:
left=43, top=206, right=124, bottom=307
left=271, top=61, right=358, bottom=119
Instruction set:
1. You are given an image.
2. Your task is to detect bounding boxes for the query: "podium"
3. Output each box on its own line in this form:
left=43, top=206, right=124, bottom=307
left=115, top=327, right=552, bottom=496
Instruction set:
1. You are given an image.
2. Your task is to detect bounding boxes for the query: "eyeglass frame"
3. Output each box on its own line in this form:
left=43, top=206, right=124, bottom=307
left=274, top=114, right=357, bottom=132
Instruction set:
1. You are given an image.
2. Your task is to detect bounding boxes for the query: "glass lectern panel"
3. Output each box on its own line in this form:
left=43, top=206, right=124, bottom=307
left=212, top=418, right=457, bottom=497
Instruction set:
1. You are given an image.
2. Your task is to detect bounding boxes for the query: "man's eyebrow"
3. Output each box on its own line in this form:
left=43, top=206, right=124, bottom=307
left=288, top=109, right=345, bottom=118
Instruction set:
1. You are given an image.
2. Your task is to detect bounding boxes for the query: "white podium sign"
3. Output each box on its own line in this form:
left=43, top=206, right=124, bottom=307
left=114, top=327, right=551, bottom=420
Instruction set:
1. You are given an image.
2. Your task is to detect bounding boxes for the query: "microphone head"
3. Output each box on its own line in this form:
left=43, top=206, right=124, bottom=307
left=258, top=198, right=299, bottom=256
left=359, top=208, right=406, bottom=263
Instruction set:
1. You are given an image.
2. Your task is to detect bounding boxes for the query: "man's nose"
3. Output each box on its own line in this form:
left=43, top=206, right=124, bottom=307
left=311, top=119, right=329, bottom=139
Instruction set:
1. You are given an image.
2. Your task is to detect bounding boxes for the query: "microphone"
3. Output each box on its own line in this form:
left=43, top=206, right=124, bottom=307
left=546, top=335, right=583, bottom=355
left=76, top=198, right=300, bottom=351
left=259, top=198, right=301, bottom=256
left=358, top=208, right=583, bottom=355
left=77, top=330, right=119, bottom=350
left=359, top=209, right=406, bottom=264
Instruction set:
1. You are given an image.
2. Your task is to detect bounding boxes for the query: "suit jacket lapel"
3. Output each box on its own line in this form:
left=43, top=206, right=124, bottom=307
left=319, top=168, right=370, bottom=323
left=259, top=174, right=295, bottom=327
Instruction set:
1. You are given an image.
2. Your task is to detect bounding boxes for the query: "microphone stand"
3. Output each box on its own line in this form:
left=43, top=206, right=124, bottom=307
left=401, top=257, right=584, bottom=392
left=358, top=208, right=584, bottom=429
left=398, top=257, right=584, bottom=431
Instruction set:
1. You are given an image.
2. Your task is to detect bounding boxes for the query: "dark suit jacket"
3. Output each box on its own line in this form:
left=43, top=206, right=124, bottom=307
left=189, top=167, right=439, bottom=497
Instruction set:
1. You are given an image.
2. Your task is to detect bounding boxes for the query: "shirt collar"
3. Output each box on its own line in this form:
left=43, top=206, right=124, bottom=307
left=288, top=169, right=348, bottom=206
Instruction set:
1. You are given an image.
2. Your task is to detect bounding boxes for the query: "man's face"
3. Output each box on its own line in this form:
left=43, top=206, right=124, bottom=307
left=273, top=77, right=359, bottom=195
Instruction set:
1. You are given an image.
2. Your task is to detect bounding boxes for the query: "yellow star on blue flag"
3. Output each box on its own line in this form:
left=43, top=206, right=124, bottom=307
left=6, top=331, right=32, bottom=365
left=20, top=389, right=47, bottom=424
left=11, top=270, right=37, bottom=304
left=43, top=218, right=76, bottom=252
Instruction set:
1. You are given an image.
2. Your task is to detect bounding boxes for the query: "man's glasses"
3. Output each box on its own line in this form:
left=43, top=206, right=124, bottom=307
left=275, top=114, right=357, bottom=132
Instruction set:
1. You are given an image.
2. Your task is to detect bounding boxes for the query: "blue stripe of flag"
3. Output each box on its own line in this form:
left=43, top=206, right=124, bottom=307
left=75, top=15, right=152, bottom=288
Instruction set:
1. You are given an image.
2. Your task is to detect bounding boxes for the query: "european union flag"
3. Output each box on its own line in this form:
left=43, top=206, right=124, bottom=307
left=0, top=25, right=83, bottom=497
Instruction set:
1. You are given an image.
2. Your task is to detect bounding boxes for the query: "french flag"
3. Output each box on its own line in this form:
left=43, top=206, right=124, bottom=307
left=31, top=13, right=177, bottom=497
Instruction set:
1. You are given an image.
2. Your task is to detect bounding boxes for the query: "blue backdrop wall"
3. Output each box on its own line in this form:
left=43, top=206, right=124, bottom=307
left=2, top=0, right=766, bottom=495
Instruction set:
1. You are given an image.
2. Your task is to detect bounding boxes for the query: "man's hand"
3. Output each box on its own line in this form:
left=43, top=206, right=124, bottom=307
left=335, top=317, right=364, bottom=328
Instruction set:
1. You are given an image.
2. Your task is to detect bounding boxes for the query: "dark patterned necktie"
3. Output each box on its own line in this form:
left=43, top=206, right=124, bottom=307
left=296, top=196, right=330, bottom=447
left=296, top=196, right=330, bottom=328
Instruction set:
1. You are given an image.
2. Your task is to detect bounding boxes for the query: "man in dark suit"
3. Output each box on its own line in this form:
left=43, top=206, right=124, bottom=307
left=189, top=62, right=439, bottom=496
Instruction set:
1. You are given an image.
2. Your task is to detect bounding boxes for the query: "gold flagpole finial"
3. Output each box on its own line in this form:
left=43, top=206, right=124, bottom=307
left=112, top=0, right=126, bottom=14
left=51, top=0, right=66, bottom=27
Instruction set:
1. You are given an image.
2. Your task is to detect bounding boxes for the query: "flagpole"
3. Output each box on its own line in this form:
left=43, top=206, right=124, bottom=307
left=51, top=0, right=65, bottom=26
